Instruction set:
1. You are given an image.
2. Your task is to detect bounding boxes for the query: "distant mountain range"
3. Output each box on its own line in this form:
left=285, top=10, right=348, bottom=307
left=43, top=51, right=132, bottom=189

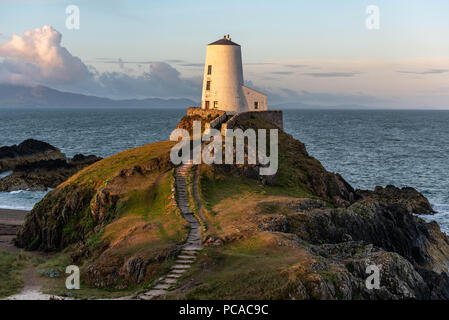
left=0, top=84, right=197, bottom=108
left=271, top=102, right=381, bottom=110
left=0, top=84, right=395, bottom=110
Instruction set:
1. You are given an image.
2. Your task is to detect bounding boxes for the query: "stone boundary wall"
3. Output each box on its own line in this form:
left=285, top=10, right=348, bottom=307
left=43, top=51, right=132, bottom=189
left=221, top=110, right=283, bottom=135
left=187, top=107, right=226, bottom=119
left=209, top=113, right=228, bottom=128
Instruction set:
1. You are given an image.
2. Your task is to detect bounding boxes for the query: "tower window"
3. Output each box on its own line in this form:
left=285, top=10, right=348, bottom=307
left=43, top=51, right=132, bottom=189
left=213, top=101, right=218, bottom=109
left=254, top=102, right=259, bottom=109
left=205, top=101, right=210, bottom=109
left=207, top=65, right=212, bottom=75
left=206, top=81, right=211, bottom=91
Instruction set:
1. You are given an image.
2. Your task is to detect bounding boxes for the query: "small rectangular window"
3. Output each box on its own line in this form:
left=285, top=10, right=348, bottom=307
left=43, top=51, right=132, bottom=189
left=206, top=81, right=211, bottom=91
left=213, top=101, right=218, bottom=109
left=254, top=102, right=259, bottom=109
left=207, top=65, right=212, bottom=75
left=205, top=101, right=210, bottom=109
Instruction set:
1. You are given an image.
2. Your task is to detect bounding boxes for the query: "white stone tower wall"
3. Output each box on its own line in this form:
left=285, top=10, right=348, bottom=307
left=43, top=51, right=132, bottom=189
left=201, top=44, right=248, bottom=113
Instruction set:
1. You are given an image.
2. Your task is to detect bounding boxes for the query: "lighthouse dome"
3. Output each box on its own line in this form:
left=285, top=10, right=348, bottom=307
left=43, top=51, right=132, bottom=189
left=208, top=37, right=240, bottom=46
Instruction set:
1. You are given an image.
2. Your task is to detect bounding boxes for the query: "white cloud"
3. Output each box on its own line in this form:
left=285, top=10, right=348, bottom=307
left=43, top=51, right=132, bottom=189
left=0, top=25, right=202, bottom=100
left=0, top=25, right=90, bottom=85
left=1, top=25, right=448, bottom=108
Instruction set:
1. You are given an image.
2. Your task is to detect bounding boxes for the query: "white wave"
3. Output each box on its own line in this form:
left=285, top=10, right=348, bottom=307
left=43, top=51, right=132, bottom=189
left=0, top=190, right=50, bottom=211
left=0, top=171, right=12, bottom=179
left=419, top=202, right=449, bottom=235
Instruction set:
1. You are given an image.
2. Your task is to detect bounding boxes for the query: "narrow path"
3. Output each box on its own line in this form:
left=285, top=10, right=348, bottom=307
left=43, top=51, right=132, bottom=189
left=4, top=265, right=55, bottom=300
left=138, top=161, right=203, bottom=300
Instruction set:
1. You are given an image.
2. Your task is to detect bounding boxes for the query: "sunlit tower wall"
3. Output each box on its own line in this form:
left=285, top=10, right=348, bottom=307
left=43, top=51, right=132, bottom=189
left=201, top=35, right=248, bottom=113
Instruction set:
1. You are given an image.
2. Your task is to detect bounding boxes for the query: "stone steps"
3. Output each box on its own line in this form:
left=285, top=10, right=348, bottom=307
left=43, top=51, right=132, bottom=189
left=138, top=162, right=202, bottom=300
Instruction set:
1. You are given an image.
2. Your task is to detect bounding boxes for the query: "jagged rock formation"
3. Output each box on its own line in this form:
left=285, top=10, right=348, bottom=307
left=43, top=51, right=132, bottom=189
left=356, top=185, right=435, bottom=214
left=0, top=154, right=102, bottom=191
left=249, top=197, right=449, bottom=299
left=0, top=139, right=65, bottom=172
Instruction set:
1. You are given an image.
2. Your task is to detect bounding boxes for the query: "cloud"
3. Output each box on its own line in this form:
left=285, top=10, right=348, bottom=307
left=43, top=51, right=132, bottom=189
left=95, top=58, right=153, bottom=65
left=244, top=62, right=275, bottom=66
left=0, top=25, right=201, bottom=100
left=297, top=90, right=386, bottom=106
left=304, top=72, right=359, bottom=78
left=180, top=63, right=203, bottom=68
left=93, top=62, right=201, bottom=99
left=397, top=69, right=449, bottom=75
left=118, top=58, right=124, bottom=69
left=165, top=59, right=184, bottom=63
left=284, top=64, right=307, bottom=69
left=0, top=25, right=90, bottom=85
left=271, top=71, right=294, bottom=75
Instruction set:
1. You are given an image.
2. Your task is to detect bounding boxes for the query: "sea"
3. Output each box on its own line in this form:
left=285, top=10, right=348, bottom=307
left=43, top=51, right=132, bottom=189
left=1, top=108, right=448, bottom=233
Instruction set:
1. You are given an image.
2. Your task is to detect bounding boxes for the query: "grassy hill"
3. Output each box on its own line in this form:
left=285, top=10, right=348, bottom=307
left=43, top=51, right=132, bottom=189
left=16, top=140, right=192, bottom=293
left=13, top=116, right=449, bottom=299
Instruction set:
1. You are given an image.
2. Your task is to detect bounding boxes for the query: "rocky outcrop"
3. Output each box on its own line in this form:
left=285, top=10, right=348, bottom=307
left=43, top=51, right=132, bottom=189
left=356, top=185, right=435, bottom=214
left=256, top=194, right=449, bottom=299
left=303, top=241, right=436, bottom=300
left=0, top=154, right=101, bottom=191
left=15, top=184, right=96, bottom=251
left=0, top=139, right=65, bottom=172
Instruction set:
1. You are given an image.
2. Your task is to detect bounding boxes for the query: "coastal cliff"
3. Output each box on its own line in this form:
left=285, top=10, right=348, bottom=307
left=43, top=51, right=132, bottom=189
left=13, top=115, right=449, bottom=299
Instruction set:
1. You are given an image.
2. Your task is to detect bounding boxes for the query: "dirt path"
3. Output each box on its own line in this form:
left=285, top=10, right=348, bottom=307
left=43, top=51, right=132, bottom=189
left=0, top=208, right=27, bottom=253
left=138, top=161, right=203, bottom=300
left=0, top=208, right=57, bottom=300
left=4, top=265, right=56, bottom=300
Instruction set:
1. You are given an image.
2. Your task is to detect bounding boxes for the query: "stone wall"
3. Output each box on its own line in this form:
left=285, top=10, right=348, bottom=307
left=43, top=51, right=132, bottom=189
left=221, top=110, right=283, bottom=135
left=187, top=107, right=226, bottom=119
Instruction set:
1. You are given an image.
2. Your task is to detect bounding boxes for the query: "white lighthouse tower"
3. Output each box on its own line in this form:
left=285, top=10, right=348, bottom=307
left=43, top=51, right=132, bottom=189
left=201, top=35, right=267, bottom=113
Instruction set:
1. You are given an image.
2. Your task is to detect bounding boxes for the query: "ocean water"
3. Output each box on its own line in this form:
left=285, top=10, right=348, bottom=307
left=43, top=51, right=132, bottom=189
left=0, top=108, right=448, bottom=233
left=283, top=109, right=449, bottom=233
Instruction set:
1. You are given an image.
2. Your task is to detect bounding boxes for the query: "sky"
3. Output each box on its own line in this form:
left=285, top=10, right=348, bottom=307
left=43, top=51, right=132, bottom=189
left=0, top=0, right=448, bottom=108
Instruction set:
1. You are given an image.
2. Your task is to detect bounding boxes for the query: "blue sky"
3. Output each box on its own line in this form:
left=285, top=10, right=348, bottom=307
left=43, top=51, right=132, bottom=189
left=1, top=0, right=448, bottom=108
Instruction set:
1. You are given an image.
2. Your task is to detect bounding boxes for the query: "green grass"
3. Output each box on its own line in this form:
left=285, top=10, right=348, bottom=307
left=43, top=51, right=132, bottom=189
left=38, top=251, right=72, bottom=271
left=199, top=165, right=311, bottom=212
left=36, top=251, right=136, bottom=299
left=0, top=251, right=27, bottom=298
left=169, top=241, right=304, bottom=300
left=149, top=171, right=186, bottom=243
left=65, top=140, right=176, bottom=189
left=117, top=188, right=152, bottom=221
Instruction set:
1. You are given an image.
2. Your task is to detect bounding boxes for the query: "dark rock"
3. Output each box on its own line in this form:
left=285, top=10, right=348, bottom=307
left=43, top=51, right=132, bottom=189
left=356, top=185, right=435, bottom=214
left=69, top=154, right=102, bottom=166
left=0, top=139, right=65, bottom=173
left=285, top=197, right=449, bottom=298
left=38, top=268, right=61, bottom=278
left=0, top=152, right=102, bottom=192
left=15, top=184, right=96, bottom=251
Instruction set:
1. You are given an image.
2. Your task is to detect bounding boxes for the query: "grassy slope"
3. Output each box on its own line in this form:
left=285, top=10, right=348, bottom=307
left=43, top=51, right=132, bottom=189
left=22, top=140, right=192, bottom=297
left=64, top=140, right=177, bottom=188
left=16, top=117, right=351, bottom=298
left=0, top=252, right=25, bottom=297
left=168, top=117, right=342, bottom=299
left=168, top=163, right=325, bottom=299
